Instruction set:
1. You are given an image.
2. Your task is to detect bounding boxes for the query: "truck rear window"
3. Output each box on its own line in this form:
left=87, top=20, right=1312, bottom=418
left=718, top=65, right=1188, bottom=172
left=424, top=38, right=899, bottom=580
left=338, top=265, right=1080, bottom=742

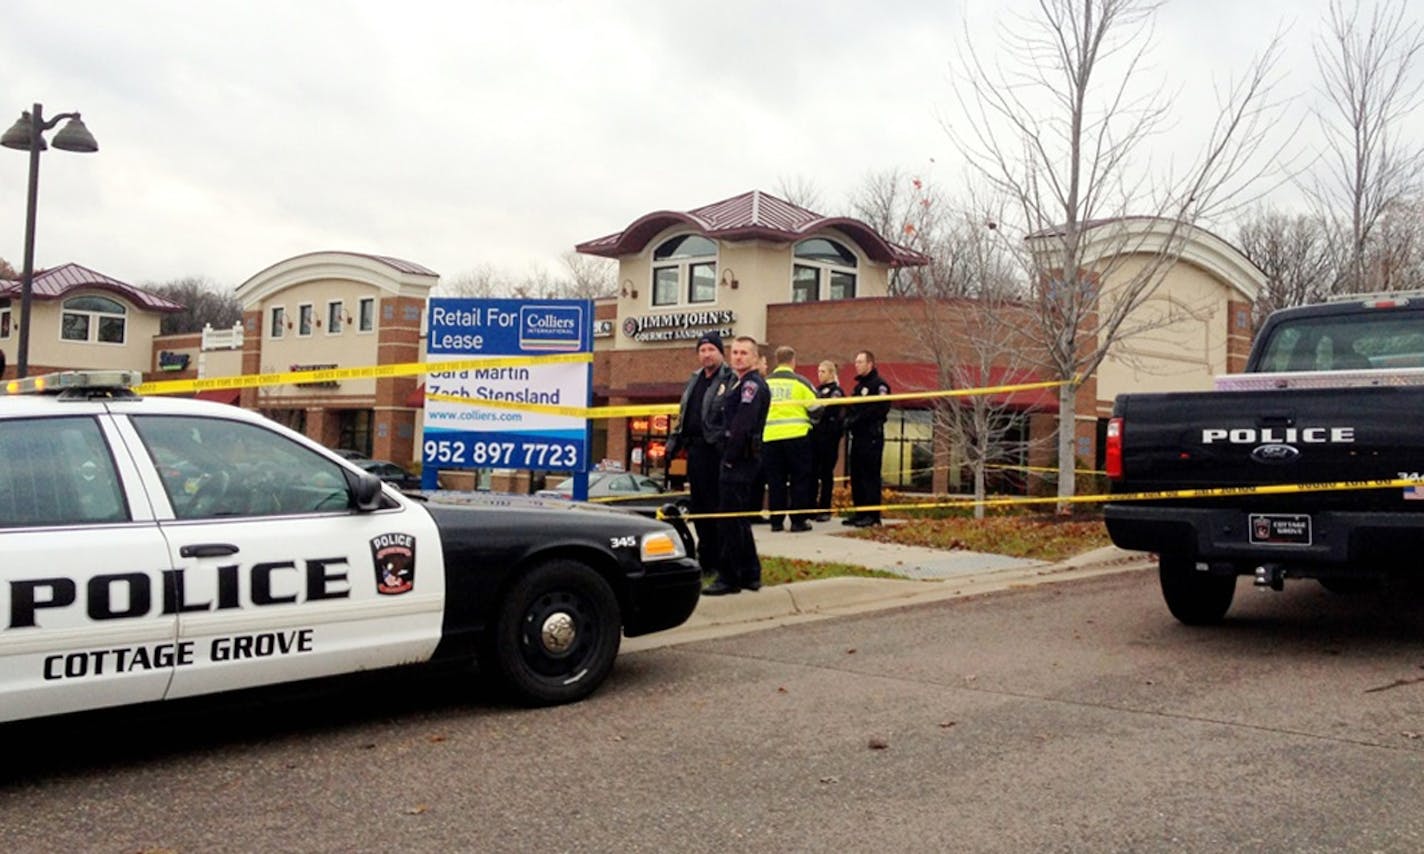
left=1256, top=315, right=1424, bottom=372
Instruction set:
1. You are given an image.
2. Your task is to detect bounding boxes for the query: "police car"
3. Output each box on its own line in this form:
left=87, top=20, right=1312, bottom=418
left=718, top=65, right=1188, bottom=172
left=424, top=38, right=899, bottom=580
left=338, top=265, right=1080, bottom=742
left=0, top=371, right=701, bottom=723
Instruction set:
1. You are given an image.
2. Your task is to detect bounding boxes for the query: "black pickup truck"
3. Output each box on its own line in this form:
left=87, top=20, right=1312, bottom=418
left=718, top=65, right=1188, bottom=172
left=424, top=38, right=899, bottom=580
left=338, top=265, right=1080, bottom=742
left=1104, top=295, right=1424, bottom=623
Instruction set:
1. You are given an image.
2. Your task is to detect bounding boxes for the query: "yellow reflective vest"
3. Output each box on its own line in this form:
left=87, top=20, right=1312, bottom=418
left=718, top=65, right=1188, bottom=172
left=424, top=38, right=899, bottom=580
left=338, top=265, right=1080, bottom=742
left=763, top=367, right=819, bottom=442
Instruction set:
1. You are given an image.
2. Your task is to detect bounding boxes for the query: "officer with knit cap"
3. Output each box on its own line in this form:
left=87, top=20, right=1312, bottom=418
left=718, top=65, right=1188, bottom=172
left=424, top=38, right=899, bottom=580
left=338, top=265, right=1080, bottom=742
left=665, top=330, right=733, bottom=577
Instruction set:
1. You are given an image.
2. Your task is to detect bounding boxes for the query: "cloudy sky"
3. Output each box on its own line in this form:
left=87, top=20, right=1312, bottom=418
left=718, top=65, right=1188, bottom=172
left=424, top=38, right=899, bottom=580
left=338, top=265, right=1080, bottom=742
left=1, top=0, right=1414, bottom=291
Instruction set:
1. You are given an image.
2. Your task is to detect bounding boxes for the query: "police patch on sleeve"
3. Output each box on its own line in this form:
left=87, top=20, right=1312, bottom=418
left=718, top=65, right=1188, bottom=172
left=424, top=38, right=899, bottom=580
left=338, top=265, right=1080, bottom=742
left=741, top=381, right=759, bottom=403
left=371, top=533, right=416, bottom=595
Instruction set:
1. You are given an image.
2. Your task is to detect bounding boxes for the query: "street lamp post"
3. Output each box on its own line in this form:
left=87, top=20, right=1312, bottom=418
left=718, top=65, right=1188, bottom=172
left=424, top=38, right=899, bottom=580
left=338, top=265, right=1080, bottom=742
left=1, top=103, right=99, bottom=379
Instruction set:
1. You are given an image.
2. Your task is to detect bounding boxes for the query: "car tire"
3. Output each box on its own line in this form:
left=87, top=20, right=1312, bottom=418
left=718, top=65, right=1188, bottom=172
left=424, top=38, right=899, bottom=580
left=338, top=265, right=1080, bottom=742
left=484, top=559, right=622, bottom=705
left=1158, top=553, right=1235, bottom=625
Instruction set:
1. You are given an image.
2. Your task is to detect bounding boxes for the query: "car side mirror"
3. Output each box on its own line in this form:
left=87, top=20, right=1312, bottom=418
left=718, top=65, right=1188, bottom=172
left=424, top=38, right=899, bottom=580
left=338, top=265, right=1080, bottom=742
left=345, top=469, right=386, bottom=512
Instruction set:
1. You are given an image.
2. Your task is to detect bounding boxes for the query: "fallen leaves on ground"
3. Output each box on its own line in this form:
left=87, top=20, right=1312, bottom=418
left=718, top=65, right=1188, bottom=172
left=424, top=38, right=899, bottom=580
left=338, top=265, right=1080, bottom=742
left=852, top=515, right=1111, bottom=562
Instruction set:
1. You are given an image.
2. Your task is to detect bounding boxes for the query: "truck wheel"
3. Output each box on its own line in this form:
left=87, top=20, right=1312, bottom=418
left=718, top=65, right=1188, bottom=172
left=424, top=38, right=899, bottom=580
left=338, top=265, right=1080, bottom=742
left=1158, top=554, right=1235, bottom=625
left=485, top=560, right=622, bottom=705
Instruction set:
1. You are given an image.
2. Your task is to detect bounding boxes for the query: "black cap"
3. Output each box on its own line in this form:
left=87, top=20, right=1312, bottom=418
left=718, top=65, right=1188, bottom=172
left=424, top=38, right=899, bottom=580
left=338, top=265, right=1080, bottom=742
left=696, top=331, right=724, bottom=354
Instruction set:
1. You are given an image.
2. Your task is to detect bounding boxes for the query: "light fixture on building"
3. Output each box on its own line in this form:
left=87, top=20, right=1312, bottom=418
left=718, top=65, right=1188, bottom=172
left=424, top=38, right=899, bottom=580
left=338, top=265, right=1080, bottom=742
left=720, top=268, right=739, bottom=290
left=620, top=279, right=638, bottom=299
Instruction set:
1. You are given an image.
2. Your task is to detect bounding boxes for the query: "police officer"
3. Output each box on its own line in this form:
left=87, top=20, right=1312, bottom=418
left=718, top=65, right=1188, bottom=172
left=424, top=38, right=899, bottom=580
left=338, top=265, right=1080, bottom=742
left=703, top=335, right=770, bottom=596
left=763, top=345, right=819, bottom=532
left=810, top=359, right=844, bottom=521
left=843, top=349, right=891, bottom=527
left=664, top=332, right=733, bottom=578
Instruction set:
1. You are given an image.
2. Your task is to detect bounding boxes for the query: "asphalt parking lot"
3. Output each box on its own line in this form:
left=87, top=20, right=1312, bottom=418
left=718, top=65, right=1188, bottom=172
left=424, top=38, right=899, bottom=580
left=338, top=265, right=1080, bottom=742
left=5, top=565, right=1424, bottom=853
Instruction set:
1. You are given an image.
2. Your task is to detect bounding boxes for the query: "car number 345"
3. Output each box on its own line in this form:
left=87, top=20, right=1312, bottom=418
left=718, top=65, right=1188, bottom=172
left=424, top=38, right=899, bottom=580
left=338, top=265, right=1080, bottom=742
left=610, top=536, right=637, bottom=549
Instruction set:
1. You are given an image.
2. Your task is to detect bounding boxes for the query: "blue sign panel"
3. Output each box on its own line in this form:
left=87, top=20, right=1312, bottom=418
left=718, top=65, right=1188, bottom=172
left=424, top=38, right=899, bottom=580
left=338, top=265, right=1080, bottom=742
left=423, top=299, right=592, bottom=484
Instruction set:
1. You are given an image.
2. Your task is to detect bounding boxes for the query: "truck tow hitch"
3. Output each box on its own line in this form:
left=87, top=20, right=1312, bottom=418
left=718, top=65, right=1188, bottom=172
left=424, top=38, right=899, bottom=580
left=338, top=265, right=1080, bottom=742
left=1254, top=564, right=1286, bottom=591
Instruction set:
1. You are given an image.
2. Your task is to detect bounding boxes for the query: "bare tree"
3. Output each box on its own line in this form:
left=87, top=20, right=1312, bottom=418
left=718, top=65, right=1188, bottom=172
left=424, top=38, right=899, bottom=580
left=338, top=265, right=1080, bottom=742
left=437, top=264, right=508, bottom=298
left=1313, top=0, right=1424, bottom=294
left=1235, top=209, right=1335, bottom=325
left=1360, top=196, right=1424, bottom=291
left=950, top=0, right=1284, bottom=507
left=0, top=258, right=16, bottom=280
left=774, top=175, right=826, bottom=212
left=559, top=251, right=616, bottom=299
left=144, top=276, right=242, bottom=335
left=849, top=168, right=932, bottom=294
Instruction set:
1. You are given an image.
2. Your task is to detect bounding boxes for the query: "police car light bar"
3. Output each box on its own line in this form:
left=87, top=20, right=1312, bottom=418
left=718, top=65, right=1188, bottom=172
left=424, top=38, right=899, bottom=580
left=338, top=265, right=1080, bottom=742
left=3, top=370, right=144, bottom=395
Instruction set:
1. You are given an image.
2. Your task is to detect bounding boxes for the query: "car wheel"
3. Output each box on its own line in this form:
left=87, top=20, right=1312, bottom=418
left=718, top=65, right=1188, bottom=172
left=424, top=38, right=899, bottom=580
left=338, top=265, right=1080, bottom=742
left=1158, top=553, right=1235, bottom=625
left=484, top=559, right=621, bottom=705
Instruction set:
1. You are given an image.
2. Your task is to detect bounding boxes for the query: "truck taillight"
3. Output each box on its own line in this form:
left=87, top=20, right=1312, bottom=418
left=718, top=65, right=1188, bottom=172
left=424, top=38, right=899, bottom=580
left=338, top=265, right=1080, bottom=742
left=1105, top=417, right=1123, bottom=480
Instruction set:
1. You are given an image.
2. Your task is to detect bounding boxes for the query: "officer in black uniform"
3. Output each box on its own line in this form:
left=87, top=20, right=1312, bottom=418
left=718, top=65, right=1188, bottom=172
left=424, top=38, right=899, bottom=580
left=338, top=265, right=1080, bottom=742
left=664, top=332, right=733, bottom=578
left=843, top=349, right=891, bottom=527
left=810, top=359, right=844, bottom=521
left=703, top=335, right=771, bottom=596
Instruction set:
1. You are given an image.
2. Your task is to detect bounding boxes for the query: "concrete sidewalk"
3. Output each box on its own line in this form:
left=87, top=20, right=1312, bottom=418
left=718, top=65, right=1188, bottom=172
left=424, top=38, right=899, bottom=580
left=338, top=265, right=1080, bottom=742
left=623, top=521, right=1155, bottom=652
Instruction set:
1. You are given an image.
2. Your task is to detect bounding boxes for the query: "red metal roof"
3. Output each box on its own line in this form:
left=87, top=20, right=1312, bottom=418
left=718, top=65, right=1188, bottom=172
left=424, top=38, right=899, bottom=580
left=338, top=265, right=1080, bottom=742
left=0, top=262, right=184, bottom=312
left=576, top=190, right=930, bottom=268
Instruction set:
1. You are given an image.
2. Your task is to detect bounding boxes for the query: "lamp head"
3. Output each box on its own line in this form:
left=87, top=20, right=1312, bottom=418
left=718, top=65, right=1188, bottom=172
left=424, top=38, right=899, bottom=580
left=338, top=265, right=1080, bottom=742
left=0, top=112, right=41, bottom=151
left=51, top=116, right=98, bottom=153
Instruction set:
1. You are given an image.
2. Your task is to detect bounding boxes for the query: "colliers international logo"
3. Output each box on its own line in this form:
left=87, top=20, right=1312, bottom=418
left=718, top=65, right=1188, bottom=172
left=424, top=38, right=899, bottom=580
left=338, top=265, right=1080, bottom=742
left=371, top=533, right=416, bottom=595
left=519, top=304, right=584, bottom=351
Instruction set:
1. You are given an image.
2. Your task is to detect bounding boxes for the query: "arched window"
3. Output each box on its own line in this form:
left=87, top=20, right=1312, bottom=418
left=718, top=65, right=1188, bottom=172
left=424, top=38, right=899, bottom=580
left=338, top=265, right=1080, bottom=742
left=61, top=294, right=127, bottom=344
left=792, top=238, right=858, bottom=302
left=651, top=234, right=717, bottom=307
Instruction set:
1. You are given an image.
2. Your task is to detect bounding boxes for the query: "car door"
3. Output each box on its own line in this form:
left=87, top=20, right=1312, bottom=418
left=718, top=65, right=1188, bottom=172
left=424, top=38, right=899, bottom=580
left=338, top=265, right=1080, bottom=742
left=117, top=412, right=445, bottom=701
left=0, top=411, right=177, bottom=723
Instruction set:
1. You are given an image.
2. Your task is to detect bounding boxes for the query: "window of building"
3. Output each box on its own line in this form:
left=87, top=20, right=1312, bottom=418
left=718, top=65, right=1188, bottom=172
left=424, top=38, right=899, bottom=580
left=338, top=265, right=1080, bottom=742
left=883, top=409, right=933, bottom=491
left=298, top=304, right=314, bottom=337
left=327, top=300, right=344, bottom=335
left=60, top=295, right=126, bottom=344
left=792, top=238, right=858, bottom=302
left=270, top=306, right=286, bottom=339
left=358, top=297, right=375, bottom=332
left=0, top=300, right=10, bottom=339
left=651, top=234, right=717, bottom=307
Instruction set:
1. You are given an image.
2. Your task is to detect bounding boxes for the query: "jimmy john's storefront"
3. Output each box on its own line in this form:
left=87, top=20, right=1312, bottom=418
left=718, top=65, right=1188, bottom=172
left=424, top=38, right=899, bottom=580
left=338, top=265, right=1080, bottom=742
left=583, top=192, right=1259, bottom=494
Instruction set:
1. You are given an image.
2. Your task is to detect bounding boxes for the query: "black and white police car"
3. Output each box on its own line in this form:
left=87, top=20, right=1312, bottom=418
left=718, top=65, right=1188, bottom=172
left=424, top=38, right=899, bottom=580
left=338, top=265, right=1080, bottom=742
left=0, top=371, right=701, bottom=723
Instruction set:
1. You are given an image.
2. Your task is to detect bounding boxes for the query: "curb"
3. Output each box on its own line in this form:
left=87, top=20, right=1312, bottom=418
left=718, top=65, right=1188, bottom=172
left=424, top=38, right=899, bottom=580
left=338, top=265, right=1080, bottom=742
left=622, top=549, right=1156, bottom=653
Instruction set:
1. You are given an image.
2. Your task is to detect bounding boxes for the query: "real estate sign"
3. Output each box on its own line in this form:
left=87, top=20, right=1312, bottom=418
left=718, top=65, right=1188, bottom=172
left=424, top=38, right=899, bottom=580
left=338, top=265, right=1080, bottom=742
left=422, top=298, right=592, bottom=481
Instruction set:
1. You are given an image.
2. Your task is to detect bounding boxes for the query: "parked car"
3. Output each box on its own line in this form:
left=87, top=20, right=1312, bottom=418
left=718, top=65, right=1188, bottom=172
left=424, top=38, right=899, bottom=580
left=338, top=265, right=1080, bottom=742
left=332, top=448, right=368, bottom=460
left=537, top=472, right=680, bottom=508
left=355, top=458, right=422, bottom=490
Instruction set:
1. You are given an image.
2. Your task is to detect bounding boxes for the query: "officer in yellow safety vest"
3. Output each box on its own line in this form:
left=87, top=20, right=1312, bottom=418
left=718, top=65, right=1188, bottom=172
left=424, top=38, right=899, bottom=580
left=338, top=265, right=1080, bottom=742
left=762, top=345, right=821, bottom=532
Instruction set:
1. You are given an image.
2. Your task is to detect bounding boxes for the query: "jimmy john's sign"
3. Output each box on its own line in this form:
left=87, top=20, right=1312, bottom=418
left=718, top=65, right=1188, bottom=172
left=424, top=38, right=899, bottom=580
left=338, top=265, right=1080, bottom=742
left=621, top=309, right=735, bottom=343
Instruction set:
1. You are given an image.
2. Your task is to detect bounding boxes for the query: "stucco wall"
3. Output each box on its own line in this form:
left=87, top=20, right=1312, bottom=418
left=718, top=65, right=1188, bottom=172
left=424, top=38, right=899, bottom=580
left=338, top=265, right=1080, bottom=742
left=22, top=293, right=165, bottom=373
left=254, top=278, right=383, bottom=399
left=1096, top=255, right=1237, bottom=400
left=611, top=225, right=892, bottom=352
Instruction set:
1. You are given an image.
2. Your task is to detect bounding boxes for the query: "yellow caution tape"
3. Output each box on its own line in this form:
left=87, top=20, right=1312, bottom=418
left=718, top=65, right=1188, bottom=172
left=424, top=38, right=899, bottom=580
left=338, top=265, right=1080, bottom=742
left=137, top=357, right=1069, bottom=422
left=136, top=352, right=593, bottom=396
left=667, top=477, right=1424, bottom=521
left=810, top=378, right=1068, bottom=407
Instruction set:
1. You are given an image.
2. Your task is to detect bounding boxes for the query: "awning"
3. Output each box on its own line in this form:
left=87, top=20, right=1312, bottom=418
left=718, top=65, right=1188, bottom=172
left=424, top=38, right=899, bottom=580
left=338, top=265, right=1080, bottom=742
left=405, top=384, right=425, bottom=408
left=195, top=388, right=241, bottom=405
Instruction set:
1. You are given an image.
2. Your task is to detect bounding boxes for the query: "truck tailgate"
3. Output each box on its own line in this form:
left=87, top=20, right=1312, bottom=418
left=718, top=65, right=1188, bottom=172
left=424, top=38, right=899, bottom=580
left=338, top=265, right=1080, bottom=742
left=1111, top=384, right=1424, bottom=512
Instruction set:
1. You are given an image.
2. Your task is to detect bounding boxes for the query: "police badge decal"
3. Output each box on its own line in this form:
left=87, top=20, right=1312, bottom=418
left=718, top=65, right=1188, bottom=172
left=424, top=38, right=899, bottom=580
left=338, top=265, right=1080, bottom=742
left=370, top=533, right=416, bottom=595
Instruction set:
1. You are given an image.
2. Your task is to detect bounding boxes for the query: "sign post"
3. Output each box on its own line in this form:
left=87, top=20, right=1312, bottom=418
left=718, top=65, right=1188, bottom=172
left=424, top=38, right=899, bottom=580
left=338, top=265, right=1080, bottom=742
left=421, top=299, right=593, bottom=492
